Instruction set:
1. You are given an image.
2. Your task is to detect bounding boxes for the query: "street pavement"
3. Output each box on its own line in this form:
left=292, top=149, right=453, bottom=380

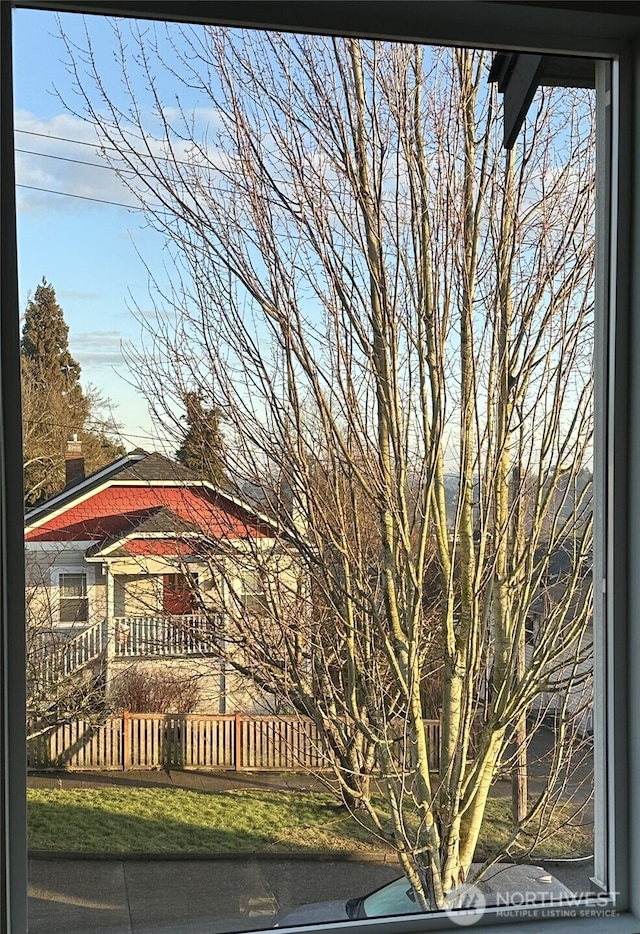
left=27, top=853, right=596, bottom=934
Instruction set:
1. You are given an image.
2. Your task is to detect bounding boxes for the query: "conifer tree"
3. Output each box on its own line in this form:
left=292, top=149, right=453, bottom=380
left=176, top=392, right=226, bottom=485
left=21, top=279, right=123, bottom=506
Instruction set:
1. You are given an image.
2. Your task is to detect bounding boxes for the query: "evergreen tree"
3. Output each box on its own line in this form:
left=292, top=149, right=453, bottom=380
left=176, top=392, right=226, bottom=484
left=21, top=279, right=123, bottom=506
left=22, top=279, right=84, bottom=395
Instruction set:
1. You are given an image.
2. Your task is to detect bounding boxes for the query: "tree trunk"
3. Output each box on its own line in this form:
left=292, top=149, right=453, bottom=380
left=511, top=616, right=528, bottom=822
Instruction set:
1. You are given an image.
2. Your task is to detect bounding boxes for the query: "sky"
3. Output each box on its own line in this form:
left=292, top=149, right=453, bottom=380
left=12, top=9, right=595, bottom=479
left=13, top=8, right=173, bottom=452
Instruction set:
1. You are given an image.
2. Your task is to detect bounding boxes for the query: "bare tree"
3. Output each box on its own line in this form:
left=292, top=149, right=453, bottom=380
left=60, top=24, right=594, bottom=909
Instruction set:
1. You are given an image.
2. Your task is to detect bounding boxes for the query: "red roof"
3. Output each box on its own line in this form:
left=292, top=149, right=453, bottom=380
left=108, top=538, right=197, bottom=557
left=25, top=473, right=272, bottom=544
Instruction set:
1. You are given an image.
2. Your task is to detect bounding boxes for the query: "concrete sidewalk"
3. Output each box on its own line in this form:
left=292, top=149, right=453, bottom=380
left=28, top=856, right=400, bottom=934
left=28, top=766, right=333, bottom=795
left=27, top=855, right=596, bottom=934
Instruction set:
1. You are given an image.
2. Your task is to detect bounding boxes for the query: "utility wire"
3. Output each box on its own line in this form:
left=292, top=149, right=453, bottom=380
left=15, top=139, right=229, bottom=203
left=15, top=127, right=118, bottom=149
left=24, top=412, right=171, bottom=446
left=16, top=183, right=147, bottom=211
left=16, top=147, right=128, bottom=172
left=16, top=147, right=180, bottom=187
left=15, top=146, right=220, bottom=194
left=15, top=127, right=212, bottom=171
left=32, top=425, right=169, bottom=445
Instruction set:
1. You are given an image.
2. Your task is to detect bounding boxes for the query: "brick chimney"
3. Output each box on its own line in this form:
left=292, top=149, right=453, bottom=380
left=65, top=435, right=85, bottom=488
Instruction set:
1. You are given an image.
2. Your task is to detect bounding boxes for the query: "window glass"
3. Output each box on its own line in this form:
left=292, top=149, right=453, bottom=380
left=361, top=877, right=422, bottom=918
left=58, top=572, right=88, bottom=623
left=15, top=8, right=610, bottom=934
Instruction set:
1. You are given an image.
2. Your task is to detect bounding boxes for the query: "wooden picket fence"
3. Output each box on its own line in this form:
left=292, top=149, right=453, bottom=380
left=27, top=712, right=329, bottom=771
left=27, top=712, right=442, bottom=772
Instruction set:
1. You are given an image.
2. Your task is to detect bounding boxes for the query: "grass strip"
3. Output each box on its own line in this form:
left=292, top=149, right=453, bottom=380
left=28, top=787, right=385, bottom=855
left=28, top=787, right=593, bottom=859
left=473, top=798, right=593, bottom=861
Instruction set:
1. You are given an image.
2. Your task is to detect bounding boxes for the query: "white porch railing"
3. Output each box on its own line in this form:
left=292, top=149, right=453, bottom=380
left=113, top=615, right=219, bottom=657
left=34, top=619, right=106, bottom=683
left=30, top=615, right=221, bottom=684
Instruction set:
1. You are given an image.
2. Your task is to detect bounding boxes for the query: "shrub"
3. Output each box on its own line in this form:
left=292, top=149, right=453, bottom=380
left=109, top=666, right=200, bottom=713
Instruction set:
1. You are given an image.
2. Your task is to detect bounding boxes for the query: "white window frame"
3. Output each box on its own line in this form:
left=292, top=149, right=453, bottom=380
left=2, top=3, right=639, bottom=934
left=236, top=566, right=267, bottom=617
left=55, top=570, right=89, bottom=627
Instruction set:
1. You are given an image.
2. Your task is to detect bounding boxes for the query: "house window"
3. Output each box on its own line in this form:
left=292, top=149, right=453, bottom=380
left=58, top=573, right=88, bottom=624
left=240, top=569, right=268, bottom=617
left=525, top=611, right=542, bottom=645
left=162, top=573, right=198, bottom=615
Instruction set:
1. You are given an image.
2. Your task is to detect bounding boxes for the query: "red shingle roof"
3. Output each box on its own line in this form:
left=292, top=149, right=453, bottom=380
left=25, top=451, right=276, bottom=544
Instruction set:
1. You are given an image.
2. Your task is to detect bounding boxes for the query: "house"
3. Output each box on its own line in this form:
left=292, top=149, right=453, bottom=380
left=24, top=442, right=285, bottom=714
left=524, top=549, right=594, bottom=736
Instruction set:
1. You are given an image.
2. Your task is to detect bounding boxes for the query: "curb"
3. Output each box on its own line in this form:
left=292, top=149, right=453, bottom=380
left=29, top=849, right=398, bottom=863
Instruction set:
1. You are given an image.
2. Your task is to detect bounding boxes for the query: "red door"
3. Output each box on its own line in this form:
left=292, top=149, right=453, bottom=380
left=162, top=574, right=196, bottom=615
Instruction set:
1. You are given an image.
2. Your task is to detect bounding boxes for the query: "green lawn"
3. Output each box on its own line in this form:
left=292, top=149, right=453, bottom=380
left=472, top=798, right=593, bottom=862
left=27, top=787, right=593, bottom=859
left=27, top=787, right=387, bottom=855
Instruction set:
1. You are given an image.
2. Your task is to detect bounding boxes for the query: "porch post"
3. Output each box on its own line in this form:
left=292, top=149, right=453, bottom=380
left=103, top=562, right=115, bottom=689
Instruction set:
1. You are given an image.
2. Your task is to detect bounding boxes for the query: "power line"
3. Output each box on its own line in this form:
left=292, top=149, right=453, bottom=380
left=15, top=127, right=213, bottom=171
left=16, top=147, right=162, bottom=185
left=16, top=183, right=147, bottom=211
left=15, top=134, right=230, bottom=204
left=16, top=147, right=128, bottom=172
left=23, top=412, right=173, bottom=446
left=15, top=146, right=203, bottom=192
left=16, top=127, right=149, bottom=154
left=40, top=424, right=171, bottom=446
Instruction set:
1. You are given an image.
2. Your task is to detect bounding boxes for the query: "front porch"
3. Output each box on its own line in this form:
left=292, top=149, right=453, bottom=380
left=114, top=615, right=219, bottom=657
left=35, top=614, right=221, bottom=684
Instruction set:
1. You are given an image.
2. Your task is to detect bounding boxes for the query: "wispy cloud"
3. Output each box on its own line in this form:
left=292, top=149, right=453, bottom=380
left=71, top=330, right=125, bottom=370
left=14, top=110, right=139, bottom=215
left=160, top=105, right=222, bottom=129
left=15, top=108, right=228, bottom=218
left=79, top=353, right=128, bottom=369
left=58, top=288, right=101, bottom=301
